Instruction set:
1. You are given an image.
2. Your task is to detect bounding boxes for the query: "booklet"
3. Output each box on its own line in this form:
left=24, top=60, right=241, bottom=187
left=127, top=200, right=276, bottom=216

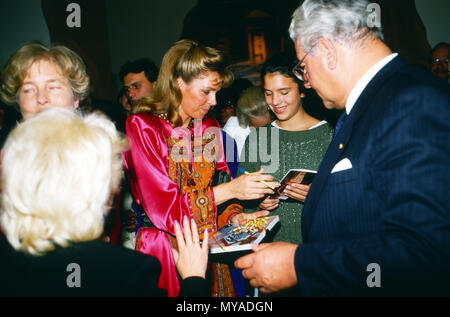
left=270, top=168, right=317, bottom=200
left=209, top=215, right=280, bottom=254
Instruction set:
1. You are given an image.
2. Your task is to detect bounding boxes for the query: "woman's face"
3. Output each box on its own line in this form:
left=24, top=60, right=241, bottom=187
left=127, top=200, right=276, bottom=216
left=178, top=71, right=222, bottom=126
left=263, top=72, right=304, bottom=123
left=18, top=60, right=78, bottom=120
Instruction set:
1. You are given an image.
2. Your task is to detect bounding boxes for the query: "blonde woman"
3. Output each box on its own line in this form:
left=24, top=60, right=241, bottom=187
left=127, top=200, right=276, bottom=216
left=0, top=108, right=209, bottom=296
left=123, top=39, right=276, bottom=297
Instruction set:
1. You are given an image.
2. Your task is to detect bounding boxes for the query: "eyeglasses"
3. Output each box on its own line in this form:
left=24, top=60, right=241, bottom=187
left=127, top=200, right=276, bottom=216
left=431, top=58, right=449, bottom=65
left=292, top=46, right=315, bottom=81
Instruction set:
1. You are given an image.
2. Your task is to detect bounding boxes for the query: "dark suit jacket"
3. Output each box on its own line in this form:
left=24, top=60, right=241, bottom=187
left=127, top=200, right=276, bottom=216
left=295, top=56, right=450, bottom=296
left=0, top=237, right=207, bottom=297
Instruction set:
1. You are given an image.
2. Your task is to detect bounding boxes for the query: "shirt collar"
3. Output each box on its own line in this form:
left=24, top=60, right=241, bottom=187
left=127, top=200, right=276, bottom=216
left=345, top=53, right=398, bottom=115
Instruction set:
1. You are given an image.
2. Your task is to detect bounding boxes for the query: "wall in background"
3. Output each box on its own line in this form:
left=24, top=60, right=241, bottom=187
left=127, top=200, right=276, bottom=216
left=105, top=0, right=196, bottom=87
left=415, top=0, right=450, bottom=48
left=0, top=0, right=448, bottom=99
left=0, top=0, right=50, bottom=67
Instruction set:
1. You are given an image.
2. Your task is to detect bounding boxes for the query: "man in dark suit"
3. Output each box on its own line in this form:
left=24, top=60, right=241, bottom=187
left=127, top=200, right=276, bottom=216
left=235, top=0, right=450, bottom=296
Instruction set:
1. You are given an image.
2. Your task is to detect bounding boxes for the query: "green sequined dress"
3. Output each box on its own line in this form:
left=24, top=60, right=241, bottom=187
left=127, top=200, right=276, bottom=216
left=238, top=121, right=333, bottom=244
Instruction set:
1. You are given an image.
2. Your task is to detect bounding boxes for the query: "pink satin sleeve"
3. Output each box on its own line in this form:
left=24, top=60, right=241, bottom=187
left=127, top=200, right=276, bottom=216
left=122, top=114, right=234, bottom=296
left=123, top=114, right=192, bottom=236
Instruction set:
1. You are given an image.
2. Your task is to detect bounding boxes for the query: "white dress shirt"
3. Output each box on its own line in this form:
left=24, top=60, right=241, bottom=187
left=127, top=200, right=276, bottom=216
left=345, top=53, right=398, bottom=115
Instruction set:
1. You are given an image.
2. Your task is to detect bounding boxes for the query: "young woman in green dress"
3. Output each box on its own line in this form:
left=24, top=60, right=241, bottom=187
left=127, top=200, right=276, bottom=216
left=238, top=53, right=334, bottom=244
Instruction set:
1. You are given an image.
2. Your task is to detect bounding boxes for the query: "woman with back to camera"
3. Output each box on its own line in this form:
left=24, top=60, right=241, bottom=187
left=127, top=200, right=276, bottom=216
left=123, top=39, right=277, bottom=297
left=0, top=107, right=209, bottom=297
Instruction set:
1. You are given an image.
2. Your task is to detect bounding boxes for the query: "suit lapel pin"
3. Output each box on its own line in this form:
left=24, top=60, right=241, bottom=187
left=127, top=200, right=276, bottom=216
left=339, top=144, right=344, bottom=150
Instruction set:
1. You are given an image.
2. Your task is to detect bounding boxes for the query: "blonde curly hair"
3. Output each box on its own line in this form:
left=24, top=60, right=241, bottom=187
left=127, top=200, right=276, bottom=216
left=0, top=108, right=127, bottom=255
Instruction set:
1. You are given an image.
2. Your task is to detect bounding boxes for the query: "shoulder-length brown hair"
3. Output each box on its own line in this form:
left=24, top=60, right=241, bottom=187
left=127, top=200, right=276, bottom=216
left=132, top=39, right=233, bottom=127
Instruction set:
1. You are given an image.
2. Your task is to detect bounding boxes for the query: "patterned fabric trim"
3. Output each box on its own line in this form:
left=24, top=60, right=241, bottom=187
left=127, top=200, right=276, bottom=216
left=217, top=203, right=243, bottom=229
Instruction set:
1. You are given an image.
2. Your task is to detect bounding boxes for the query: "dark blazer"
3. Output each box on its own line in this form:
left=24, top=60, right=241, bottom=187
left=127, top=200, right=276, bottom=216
left=0, top=237, right=207, bottom=297
left=295, top=56, right=450, bottom=296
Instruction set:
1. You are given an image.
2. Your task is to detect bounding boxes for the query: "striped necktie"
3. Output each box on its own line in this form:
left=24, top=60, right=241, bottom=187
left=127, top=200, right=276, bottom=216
left=333, top=111, right=348, bottom=138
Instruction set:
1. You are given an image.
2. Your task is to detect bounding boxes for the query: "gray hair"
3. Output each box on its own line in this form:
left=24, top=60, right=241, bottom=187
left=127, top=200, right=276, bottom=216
left=236, top=86, right=268, bottom=128
left=289, top=0, right=384, bottom=52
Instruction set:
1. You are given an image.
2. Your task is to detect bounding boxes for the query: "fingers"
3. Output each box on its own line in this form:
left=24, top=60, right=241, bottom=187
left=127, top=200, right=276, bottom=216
left=246, top=182, right=279, bottom=196
left=234, top=252, right=255, bottom=270
left=233, top=171, right=281, bottom=201
left=283, top=183, right=309, bottom=201
left=175, top=216, right=206, bottom=250
left=233, top=210, right=266, bottom=225
left=241, top=170, right=277, bottom=184
left=252, top=242, right=271, bottom=252
left=258, top=287, right=272, bottom=294
left=232, top=210, right=271, bottom=225
left=259, top=197, right=279, bottom=210
left=242, top=210, right=269, bottom=221
left=260, top=204, right=277, bottom=211
left=253, top=210, right=270, bottom=218
left=174, top=219, right=186, bottom=250
left=287, top=183, right=310, bottom=193
left=190, top=218, right=200, bottom=245
left=182, top=216, right=193, bottom=248
left=202, top=228, right=208, bottom=252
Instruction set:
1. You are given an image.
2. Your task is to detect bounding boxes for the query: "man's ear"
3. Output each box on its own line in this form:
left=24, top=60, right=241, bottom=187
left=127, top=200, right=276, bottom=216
left=317, top=38, right=337, bottom=71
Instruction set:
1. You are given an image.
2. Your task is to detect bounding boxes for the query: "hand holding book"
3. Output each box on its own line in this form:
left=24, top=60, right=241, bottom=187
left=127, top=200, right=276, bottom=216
left=209, top=215, right=280, bottom=254
left=270, top=169, right=316, bottom=201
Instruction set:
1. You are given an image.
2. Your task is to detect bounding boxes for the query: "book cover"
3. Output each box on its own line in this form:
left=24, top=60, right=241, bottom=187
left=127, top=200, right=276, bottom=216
left=209, top=215, right=280, bottom=254
left=270, top=168, right=317, bottom=200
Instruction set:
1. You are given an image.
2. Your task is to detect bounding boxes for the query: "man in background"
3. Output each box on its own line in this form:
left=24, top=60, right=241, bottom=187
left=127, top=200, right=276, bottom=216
left=119, top=58, right=159, bottom=109
left=430, top=42, right=449, bottom=82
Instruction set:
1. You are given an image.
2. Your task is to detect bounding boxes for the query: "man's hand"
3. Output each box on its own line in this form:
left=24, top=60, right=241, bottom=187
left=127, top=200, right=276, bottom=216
left=234, top=242, right=298, bottom=293
left=229, top=210, right=270, bottom=226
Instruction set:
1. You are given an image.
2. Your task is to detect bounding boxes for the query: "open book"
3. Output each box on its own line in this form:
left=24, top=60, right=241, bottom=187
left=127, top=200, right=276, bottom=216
left=209, top=216, right=280, bottom=254
left=270, top=168, right=317, bottom=200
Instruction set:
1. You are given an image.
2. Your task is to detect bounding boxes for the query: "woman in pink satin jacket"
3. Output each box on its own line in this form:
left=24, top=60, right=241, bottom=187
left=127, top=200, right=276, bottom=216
left=122, top=39, right=278, bottom=297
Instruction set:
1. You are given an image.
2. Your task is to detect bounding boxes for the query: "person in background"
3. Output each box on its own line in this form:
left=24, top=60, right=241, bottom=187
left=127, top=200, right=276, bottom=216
left=223, top=86, right=273, bottom=157
left=235, top=0, right=450, bottom=296
left=117, top=59, right=159, bottom=235
left=0, top=108, right=209, bottom=297
left=123, top=39, right=276, bottom=297
left=430, top=42, right=449, bottom=82
left=118, top=87, right=133, bottom=115
left=215, top=78, right=253, bottom=127
left=0, top=42, right=89, bottom=120
left=119, top=58, right=159, bottom=107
